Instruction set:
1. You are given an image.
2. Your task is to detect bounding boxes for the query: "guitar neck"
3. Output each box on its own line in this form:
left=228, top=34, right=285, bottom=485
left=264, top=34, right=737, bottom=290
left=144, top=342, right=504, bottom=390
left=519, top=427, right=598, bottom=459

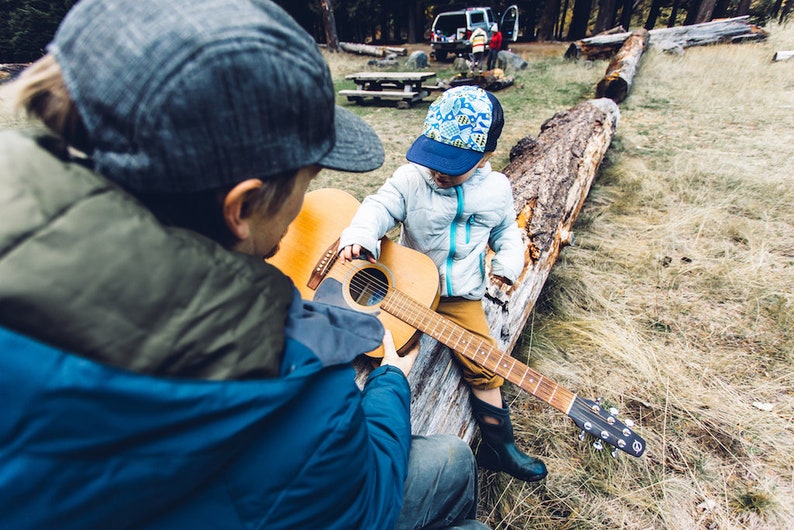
left=382, top=289, right=576, bottom=415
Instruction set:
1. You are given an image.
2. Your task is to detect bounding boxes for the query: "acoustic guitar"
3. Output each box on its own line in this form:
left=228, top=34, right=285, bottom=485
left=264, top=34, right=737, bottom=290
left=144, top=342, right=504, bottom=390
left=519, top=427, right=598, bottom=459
left=268, top=188, right=645, bottom=458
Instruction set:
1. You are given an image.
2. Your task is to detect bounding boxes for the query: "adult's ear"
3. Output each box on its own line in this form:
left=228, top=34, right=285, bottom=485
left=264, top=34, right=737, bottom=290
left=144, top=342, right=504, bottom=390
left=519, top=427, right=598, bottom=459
left=222, top=179, right=264, bottom=241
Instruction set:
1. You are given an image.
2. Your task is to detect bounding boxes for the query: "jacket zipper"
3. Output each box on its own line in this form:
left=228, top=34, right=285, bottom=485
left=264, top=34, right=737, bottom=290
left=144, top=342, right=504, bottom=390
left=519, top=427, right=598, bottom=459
left=446, top=185, right=465, bottom=296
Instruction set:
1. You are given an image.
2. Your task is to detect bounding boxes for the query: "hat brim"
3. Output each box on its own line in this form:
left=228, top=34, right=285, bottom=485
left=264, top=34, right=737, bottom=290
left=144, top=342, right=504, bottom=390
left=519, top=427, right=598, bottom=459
left=317, top=106, right=385, bottom=173
left=406, top=135, right=484, bottom=177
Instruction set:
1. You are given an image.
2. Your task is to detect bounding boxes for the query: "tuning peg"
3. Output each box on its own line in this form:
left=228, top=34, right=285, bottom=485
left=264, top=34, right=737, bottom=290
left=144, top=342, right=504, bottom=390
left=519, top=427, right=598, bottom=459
left=609, top=407, right=619, bottom=416
left=578, top=430, right=586, bottom=441
left=624, top=418, right=635, bottom=428
left=611, top=447, right=619, bottom=458
left=593, top=439, right=603, bottom=451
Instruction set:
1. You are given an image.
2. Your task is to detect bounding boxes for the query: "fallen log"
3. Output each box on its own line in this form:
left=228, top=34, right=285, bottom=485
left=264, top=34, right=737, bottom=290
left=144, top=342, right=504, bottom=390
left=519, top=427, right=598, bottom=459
left=339, top=42, right=407, bottom=57
left=565, top=32, right=632, bottom=60
left=566, top=16, right=767, bottom=60
left=447, top=69, right=516, bottom=91
left=595, top=29, right=649, bottom=103
left=649, top=16, right=768, bottom=51
left=353, top=98, right=621, bottom=441
left=772, top=50, right=794, bottom=62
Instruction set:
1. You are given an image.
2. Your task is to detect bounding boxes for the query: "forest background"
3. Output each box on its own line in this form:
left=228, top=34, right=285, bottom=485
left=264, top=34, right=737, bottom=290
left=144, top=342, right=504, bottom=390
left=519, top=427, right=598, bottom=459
left=1, top=0, right=792, bottom=62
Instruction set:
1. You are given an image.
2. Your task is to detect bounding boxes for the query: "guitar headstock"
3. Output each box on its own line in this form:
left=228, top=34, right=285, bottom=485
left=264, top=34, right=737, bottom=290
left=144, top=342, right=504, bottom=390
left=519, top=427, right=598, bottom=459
left=569, top=396, right=646, bottom=457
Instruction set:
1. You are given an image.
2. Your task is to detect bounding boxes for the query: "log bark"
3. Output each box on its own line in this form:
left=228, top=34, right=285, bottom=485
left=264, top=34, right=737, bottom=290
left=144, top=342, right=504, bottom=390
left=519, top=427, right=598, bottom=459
left=595, top=29, right=649, bottom=103
left=355, top=99, right=621, bottom=441
left=339, top=42, right=407, bottom=57
left=565, top=16, right=768, bottom=60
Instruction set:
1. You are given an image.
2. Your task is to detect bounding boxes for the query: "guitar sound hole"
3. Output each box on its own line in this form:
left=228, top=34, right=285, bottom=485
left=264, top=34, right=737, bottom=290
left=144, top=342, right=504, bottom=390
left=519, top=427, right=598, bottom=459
left=349, top=267, right=388, bottom=307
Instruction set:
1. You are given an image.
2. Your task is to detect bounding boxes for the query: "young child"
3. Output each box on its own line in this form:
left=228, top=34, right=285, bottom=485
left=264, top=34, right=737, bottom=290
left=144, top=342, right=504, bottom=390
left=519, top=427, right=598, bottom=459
left=339, top=86, right=547, bottom=483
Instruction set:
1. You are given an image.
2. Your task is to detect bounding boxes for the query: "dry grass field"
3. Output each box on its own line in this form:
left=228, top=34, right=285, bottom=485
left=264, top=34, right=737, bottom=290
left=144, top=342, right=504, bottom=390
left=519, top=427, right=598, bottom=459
left=322, top=25, right=794, bottom=530
left=2, top=22, right=791, bottom=530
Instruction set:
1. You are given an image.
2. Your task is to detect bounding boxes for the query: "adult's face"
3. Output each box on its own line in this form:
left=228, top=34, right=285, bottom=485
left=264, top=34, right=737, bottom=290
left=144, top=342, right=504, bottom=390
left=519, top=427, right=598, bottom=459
left=232, top=165, right=320, bottom=259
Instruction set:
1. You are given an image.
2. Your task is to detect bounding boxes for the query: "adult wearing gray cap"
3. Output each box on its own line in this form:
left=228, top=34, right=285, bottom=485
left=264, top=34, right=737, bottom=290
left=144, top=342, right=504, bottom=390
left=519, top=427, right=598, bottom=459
left=0, top=0, right=488, bottom=529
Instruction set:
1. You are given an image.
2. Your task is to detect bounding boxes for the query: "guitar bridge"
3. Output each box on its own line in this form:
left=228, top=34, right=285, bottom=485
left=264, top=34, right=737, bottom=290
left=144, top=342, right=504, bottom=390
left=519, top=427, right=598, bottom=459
left=308, top=239, right=340, bottom=290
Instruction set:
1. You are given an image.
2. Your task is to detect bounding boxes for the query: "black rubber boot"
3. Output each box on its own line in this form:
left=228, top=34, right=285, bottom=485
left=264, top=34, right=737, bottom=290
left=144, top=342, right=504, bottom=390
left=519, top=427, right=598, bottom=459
left=470, top=395, right=548, bottom=482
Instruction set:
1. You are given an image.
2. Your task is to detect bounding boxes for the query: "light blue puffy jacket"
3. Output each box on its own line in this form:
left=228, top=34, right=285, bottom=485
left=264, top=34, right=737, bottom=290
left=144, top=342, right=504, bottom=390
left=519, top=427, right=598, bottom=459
left=340, top=162, right=524, bottom=300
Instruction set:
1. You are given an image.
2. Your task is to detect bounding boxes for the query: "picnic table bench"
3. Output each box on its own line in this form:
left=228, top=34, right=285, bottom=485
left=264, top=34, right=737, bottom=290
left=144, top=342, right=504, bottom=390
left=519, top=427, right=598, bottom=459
left=339, top=71, right=437, bottom=109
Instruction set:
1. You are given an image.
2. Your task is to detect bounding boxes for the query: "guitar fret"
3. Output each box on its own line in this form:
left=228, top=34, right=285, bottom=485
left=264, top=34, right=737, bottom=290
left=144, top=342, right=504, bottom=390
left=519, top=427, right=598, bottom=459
left=548, top=383, right=558, bottom=404
left=517, top=367, right=528, bottom=389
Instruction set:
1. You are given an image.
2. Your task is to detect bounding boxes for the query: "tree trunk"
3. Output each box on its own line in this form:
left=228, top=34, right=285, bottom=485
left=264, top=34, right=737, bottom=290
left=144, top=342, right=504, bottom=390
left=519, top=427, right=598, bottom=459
left=694, top=0, right=717, bottom=23
left=619, top=0, right=634, bottom=31
left=559, top=0, right=572, bottom=39
left=712, top=0, right=732, bottom=19
left=595, top=0, right=618, bottom=34
left=565, top=16, right=767, bottom=59
left=355, top=99, right=621, bottom=441
left=684, top=0, right=701, bottom=25
left=567, top=0, right=594, bottom=40
left=595, top=29, right=649, bottom=103
left=320, top=0, right=339, bottom=52
left=669, top=0, right=681, bottom=26
left=780, top=0, right=792, bottom=23
left=538, top=0, right=562, bottom=41
left=736, top=0, right=752, bottom=16
left=645, top=0, right=664, bottom=29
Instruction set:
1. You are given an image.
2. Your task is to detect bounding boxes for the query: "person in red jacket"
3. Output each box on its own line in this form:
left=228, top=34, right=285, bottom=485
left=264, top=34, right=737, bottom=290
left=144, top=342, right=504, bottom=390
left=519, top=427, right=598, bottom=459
left=487, top=24, right=503, bottom=71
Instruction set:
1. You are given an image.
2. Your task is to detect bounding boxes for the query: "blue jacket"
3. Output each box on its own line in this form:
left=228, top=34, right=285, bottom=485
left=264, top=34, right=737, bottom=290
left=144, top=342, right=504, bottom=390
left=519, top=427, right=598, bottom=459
left=0, top=130, right=411, bottom=529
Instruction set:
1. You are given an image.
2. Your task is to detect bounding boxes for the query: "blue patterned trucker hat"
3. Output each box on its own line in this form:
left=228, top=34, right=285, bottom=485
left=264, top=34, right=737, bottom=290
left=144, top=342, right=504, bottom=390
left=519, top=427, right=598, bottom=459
left=406, top=86, right=504, bottom=176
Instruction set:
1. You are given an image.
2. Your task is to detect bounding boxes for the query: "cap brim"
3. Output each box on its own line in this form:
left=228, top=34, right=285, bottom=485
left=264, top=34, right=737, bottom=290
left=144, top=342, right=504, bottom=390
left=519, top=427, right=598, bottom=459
left=317, top=106, right=385, bottom=173
left=406, top=135, right=484, bottom=177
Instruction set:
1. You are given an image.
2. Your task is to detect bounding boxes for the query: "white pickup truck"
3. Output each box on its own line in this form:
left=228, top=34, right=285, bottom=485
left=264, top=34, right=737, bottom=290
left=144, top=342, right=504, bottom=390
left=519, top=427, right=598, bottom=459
left=429, top=5, right=519, bottom=62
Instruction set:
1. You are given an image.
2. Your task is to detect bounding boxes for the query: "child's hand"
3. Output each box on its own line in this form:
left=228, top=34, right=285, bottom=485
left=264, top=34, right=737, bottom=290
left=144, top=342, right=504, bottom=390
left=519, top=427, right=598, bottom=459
left=380, top=330, right=419, bottom=377
left=339, top=244, right=377, bottom=263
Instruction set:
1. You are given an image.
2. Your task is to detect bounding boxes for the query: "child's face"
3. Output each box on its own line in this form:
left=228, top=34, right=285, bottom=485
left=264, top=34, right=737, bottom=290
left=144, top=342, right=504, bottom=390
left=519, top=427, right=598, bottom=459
left=429, top=152, right=493, bottom=189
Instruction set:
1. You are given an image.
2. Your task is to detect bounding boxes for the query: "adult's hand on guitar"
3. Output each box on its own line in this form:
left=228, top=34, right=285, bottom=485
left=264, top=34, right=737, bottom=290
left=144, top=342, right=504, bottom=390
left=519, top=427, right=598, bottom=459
left=339, top=244, right=377, bottom=263
left=380, top=330, right=419, bottom=377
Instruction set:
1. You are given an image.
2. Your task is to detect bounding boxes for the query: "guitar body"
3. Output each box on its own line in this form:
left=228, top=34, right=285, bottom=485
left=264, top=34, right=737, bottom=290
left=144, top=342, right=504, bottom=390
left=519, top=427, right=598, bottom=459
left=267, top=188, right=440, bottom=356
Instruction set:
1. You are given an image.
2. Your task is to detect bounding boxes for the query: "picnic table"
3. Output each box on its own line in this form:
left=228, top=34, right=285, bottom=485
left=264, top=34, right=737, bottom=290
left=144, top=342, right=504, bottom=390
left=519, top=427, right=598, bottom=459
left=339, top=71, right=437, bottom=109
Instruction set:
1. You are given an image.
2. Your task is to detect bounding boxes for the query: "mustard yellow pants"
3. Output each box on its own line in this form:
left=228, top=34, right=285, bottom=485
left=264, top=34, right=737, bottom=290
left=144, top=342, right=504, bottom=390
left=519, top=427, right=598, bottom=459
left=436, top=297, right=504, bottom=391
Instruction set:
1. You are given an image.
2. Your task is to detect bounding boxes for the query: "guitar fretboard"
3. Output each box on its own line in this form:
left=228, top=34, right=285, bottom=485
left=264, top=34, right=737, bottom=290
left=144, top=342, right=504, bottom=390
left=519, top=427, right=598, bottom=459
left=382, top=288, right=575, bottom=415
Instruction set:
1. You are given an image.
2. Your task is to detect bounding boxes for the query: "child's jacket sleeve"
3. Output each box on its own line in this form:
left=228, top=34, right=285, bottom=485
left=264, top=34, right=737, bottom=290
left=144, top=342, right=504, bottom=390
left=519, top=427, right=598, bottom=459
left=339, top=176, right=409, bottom=259
left=487, top=180, right=525, bottom=283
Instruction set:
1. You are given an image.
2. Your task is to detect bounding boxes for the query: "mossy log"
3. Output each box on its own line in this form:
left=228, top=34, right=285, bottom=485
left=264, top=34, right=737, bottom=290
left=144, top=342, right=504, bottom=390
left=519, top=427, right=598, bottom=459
left=595, top=29, right=649, bottom=103
left=355, top=98, right=621, bottom=441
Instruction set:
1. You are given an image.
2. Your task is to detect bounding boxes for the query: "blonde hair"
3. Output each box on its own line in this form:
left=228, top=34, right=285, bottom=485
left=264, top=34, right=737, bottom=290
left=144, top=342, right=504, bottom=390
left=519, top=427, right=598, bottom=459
left=13, top=54, right=91, bottom=152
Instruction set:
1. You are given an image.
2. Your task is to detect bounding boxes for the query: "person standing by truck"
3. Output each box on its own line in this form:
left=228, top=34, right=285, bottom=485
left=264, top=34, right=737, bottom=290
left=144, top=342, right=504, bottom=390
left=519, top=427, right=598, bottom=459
left=487, top=24, right=503, bottom=71
left=470, top=25, right=488, bottom=73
